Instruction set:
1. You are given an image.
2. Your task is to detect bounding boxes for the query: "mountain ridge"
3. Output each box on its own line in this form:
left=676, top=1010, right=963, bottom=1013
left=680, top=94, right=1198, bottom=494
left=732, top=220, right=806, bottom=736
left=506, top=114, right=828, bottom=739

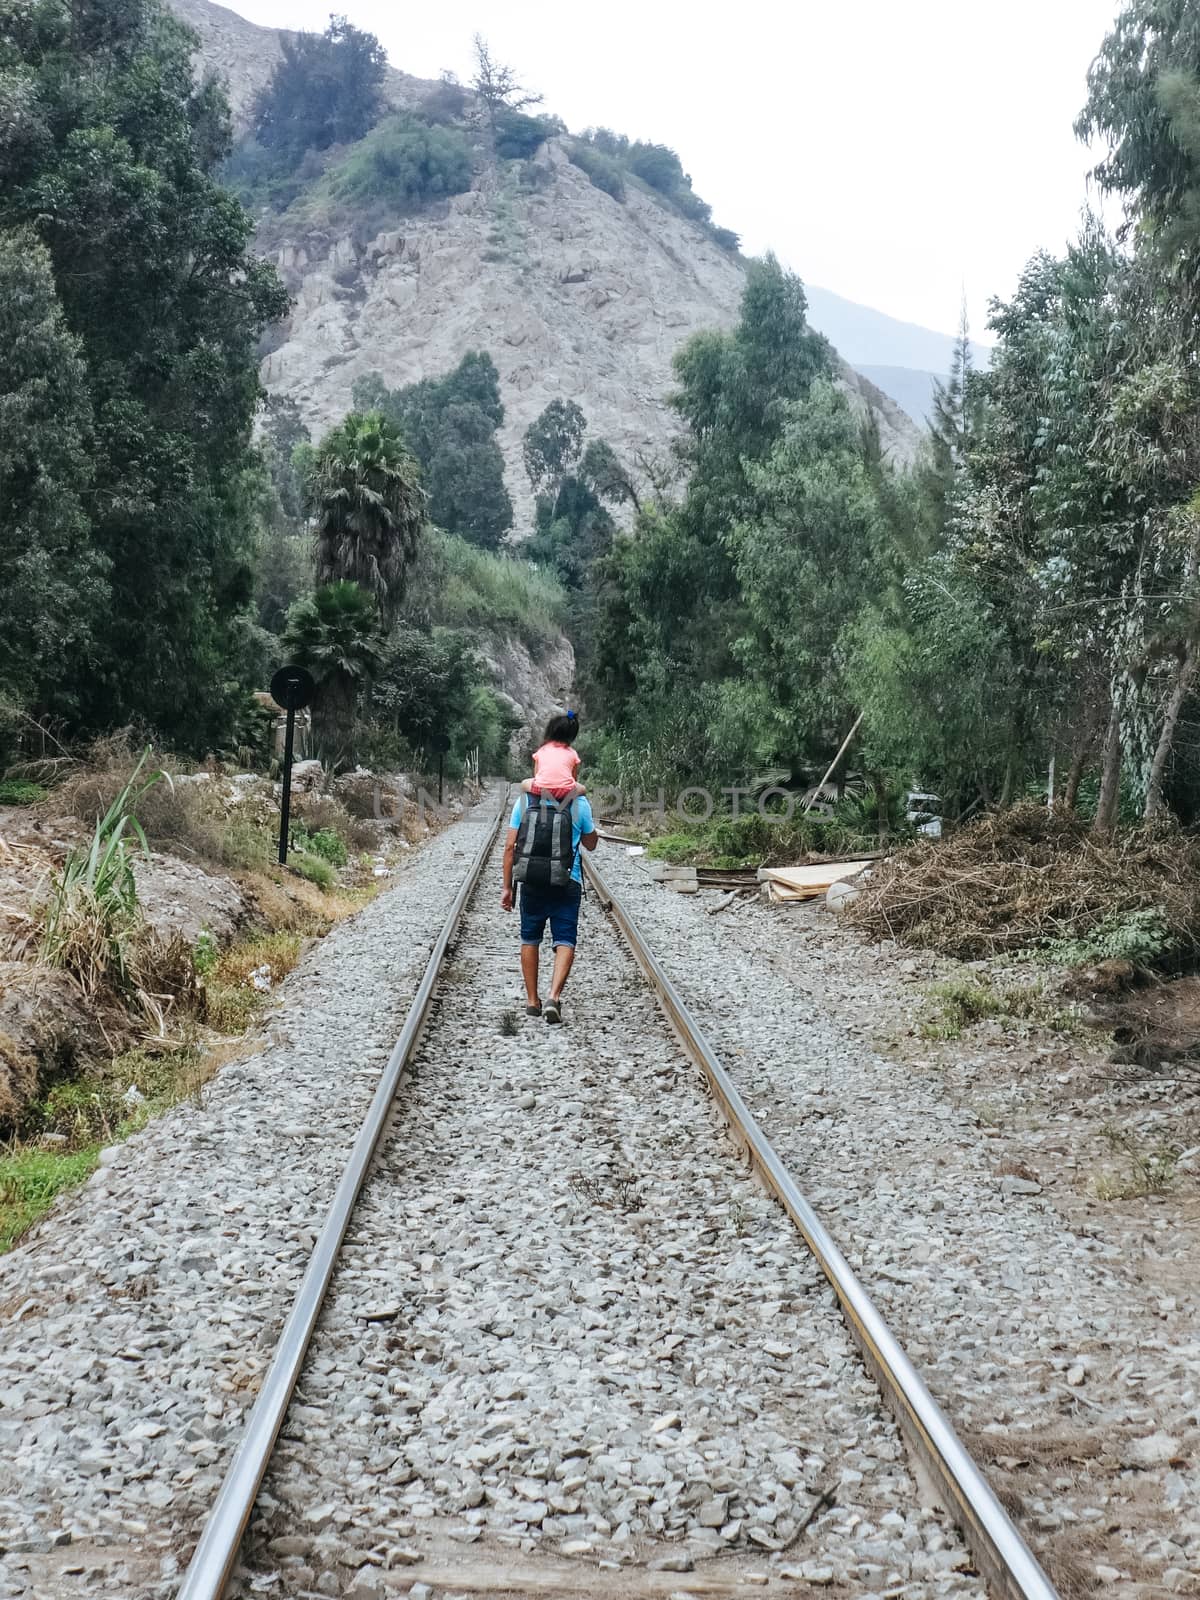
left=177, top=0, right=925, bottom=532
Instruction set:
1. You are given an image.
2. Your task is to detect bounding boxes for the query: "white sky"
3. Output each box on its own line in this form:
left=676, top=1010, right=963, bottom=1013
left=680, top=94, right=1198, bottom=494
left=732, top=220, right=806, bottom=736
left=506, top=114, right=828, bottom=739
left=225, top=0, right=1126, bottom=343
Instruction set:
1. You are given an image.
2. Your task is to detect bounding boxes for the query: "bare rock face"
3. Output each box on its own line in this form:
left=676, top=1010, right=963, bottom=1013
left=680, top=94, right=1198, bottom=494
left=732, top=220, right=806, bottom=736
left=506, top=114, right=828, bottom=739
left=173, top=0, right=281, bottom=125
left=175, top=0, right=924, bottom=541
left=258, top=148, right=754, bottom=535
left=478, top=632, right=577, bottom=758
left=257, top=148, right=921, bottom=535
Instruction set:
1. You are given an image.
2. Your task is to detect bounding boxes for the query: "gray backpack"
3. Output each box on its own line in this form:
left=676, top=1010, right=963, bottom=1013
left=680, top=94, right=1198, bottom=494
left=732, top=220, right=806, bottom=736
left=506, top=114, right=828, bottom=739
left=512, top=796, right=577, bottom=889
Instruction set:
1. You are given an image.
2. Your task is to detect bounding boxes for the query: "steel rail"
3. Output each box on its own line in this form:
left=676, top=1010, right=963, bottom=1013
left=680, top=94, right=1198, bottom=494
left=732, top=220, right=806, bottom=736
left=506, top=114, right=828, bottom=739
left=584, top=853, right=1060, bottom=1600
left=177, top=800, right=507, bottom=1600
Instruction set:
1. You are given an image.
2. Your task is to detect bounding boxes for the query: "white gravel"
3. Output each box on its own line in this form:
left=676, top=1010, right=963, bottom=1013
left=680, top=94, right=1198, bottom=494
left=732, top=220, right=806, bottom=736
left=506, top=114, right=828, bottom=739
left=596, top=849, right=1200, bottom=1598
left=0, top=797, right=504, bottom=1599
left=235, top=839, right=985, bottom=1599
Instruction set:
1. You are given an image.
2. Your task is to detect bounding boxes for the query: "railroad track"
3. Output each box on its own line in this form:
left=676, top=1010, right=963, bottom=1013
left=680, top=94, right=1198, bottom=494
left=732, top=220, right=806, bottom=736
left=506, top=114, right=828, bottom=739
left=177, top=796, right=1059, bottom=1600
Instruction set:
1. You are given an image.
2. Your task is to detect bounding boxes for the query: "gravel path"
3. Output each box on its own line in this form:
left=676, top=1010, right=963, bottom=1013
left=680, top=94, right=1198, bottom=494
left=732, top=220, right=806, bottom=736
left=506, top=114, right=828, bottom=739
left=234, top=837, right=984, bottom=1600
left=596, top=850, right=1200, bottom=1600
left=0, top=797, right=504, bottom=1600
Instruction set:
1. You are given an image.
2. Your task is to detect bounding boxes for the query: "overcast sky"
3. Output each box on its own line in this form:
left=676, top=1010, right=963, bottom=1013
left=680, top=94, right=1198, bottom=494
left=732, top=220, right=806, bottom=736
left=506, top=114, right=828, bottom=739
left=226, top=0, right=1126, bottom=343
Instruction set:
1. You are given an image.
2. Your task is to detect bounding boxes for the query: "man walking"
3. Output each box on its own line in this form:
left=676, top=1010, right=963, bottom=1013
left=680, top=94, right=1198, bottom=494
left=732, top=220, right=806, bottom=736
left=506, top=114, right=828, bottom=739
left=500, top=786, right=597, bottom=1023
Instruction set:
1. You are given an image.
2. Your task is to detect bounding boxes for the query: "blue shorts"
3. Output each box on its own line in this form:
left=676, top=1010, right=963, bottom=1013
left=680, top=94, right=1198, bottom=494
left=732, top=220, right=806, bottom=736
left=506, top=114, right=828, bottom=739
left=519, top=882, right=582, bottom=948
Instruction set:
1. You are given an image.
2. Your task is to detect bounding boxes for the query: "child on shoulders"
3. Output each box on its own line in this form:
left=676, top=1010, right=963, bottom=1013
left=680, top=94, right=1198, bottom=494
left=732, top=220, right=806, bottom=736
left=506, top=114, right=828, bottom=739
left=521, top=710, right=585, bottom=804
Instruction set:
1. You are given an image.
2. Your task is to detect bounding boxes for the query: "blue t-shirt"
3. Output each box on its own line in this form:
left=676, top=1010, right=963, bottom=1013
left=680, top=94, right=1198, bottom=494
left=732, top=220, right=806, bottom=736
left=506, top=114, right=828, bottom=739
left=510, top=793, right=595, bottom=884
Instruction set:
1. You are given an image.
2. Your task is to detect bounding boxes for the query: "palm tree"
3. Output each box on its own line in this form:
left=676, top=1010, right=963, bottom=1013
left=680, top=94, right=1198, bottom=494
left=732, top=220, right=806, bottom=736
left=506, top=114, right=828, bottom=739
left=282, top=582, right=384, bottom=768
left=311, top=411, right=425, bottom=622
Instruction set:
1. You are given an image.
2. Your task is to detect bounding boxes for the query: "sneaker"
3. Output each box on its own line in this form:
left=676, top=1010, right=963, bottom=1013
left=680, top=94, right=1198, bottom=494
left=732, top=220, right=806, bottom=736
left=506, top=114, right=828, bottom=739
left=525, top=1002, right=542, bottom=1017
left=543, top=997, right=562, bottom=1024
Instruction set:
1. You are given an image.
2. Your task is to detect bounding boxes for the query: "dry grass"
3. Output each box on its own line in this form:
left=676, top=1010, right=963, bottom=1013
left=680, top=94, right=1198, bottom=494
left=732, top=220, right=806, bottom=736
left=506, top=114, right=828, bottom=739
left=238, top=869, right=368, bottom=935
left=202, top=931, right=302, bottom=1033
left=292, top=792, right=378, bottom=852
left=1091, top=1124, right=1178, bottom=1198
left=56, top=737, right=280, bottom=873
left=849, top=803, right=1200, bottom=961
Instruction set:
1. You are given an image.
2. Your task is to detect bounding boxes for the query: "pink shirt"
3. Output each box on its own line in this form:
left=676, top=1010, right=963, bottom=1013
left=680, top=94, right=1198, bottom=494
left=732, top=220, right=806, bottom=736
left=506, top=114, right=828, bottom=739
left=532, top=741, right=580, bottom=790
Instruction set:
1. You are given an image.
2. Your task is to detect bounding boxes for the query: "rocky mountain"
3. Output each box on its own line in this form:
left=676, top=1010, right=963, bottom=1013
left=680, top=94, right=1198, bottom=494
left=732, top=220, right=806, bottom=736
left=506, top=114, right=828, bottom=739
left=178, top=0, right=924, bottom=536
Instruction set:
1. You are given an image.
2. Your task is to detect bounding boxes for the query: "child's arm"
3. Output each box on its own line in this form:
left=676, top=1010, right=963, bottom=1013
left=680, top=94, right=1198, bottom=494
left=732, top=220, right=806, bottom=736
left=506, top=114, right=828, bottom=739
left=520, top=777, right=534, bottom=793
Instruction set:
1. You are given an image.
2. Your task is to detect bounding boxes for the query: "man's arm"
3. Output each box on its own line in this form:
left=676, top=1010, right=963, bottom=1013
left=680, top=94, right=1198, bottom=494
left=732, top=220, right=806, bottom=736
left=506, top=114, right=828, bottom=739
left=577, top=797, right=598, bottom=853
left=501, top=827, right=518, bottom=909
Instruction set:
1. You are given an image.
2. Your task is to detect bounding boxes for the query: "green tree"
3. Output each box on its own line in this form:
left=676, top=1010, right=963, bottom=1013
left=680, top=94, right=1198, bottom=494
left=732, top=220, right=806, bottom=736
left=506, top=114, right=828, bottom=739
left=730, top=381, right=885, bottom=759
left=311, top=412, right=426, bottom=622
left=0, top=227, right=107, bottom=717
left=353, top=354, right=512, bottom=548
left=282, top=582, right=383, bottom=767
left=523, top=400, right=586, bottom=497
left=330, top=115, right=473, bottom=209
left=0, top=0, right=289, bottom=749
left=372, top=624, right=506, bottom=765
left=262, top=395, right=311, bottom=521
left=470, top=34, right=543, bottom=151
left=254, top=15, right=387, bottom=169
left=581, top=439, right=642, bottom=512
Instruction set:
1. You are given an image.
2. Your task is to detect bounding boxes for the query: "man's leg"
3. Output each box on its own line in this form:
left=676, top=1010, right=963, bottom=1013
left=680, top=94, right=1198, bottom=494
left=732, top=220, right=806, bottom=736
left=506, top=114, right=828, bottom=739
left=546, top=885, right=582, bottom=1005
left=518, top=884, right=548, bottom=1009
left=520, top=942, right=541, bottom=1007
left=548, top=942, right=574, bottom=1001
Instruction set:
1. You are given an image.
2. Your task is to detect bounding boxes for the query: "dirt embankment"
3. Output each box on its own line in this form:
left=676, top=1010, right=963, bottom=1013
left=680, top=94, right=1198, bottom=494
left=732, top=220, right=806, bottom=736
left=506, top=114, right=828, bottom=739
left=0, top=757, right=469, bottom=1134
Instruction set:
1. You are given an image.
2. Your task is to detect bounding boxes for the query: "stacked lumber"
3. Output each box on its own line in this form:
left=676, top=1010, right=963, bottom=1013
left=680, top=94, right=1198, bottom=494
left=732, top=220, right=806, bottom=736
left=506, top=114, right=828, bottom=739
left=757, top=860, right=872, bottom=904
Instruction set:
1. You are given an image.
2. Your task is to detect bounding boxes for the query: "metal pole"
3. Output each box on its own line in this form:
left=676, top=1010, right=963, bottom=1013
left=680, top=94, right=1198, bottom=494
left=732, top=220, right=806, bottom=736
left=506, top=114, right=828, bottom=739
left=438, top=752, right=444, bottom=808
left=803, top=710, right=865, bottom=814
left=278, top=703, right=296, bottom=865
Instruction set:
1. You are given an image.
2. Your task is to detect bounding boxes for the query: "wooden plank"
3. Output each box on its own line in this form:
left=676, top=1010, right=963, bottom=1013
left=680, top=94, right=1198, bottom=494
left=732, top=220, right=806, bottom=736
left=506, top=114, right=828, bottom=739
left=400, top=1559, right=791, bottom=1595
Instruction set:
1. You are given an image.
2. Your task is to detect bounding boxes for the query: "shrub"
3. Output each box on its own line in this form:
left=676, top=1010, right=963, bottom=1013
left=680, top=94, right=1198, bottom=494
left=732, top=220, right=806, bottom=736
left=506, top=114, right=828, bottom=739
left=292, top=792, right=377, bottom=850
left=646, top=810, right=845, bottom=870
left=672, top=187, right=712, bottom=225
left=221, top=819, right=276, bottom=872
left=710, top=225, right=741, bottom=253
left=330, top=115, right=473, bottom=208
left=1043, top=906, right=1176, bottom=968
left=405, top=529, right=567, bottom=653
left=568, top=143, right=625, bottom=201
left=627, top=140, right=687, bottom=193
left=292, top=825, right=348, bottom=867
left=292, top=852, right=336, bottom=889
left=0, top=780, right=47, bottom=805
left=420, top=76, right=467, bottom=124
left=495, top=108, right=550, bottom=159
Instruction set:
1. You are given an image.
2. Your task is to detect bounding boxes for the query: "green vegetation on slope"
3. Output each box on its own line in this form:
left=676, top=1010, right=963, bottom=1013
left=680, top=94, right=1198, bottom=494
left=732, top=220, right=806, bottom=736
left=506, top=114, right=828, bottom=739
left=571, top=129, right=740, bottom=251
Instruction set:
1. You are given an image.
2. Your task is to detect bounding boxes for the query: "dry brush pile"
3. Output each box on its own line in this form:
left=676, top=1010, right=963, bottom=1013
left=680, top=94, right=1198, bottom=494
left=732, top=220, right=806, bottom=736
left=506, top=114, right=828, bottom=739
left=848, top=804, right=1200, bottom=965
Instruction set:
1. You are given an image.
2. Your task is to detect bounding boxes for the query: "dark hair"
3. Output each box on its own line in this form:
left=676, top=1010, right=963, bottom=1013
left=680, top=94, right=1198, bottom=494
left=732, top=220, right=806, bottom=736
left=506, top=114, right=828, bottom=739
left=542, top=710, right=578, bottom=745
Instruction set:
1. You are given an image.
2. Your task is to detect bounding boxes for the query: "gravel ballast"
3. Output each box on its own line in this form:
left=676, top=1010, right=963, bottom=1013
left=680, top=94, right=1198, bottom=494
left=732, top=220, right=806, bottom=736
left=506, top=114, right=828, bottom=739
left=1, top=806, right=992, bottom=1599
left=0, top=799, right=503, bottom=1598
left=597, top=848, right=1200, bottom=1598
left=236, top=837, right=985, bottom=1599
